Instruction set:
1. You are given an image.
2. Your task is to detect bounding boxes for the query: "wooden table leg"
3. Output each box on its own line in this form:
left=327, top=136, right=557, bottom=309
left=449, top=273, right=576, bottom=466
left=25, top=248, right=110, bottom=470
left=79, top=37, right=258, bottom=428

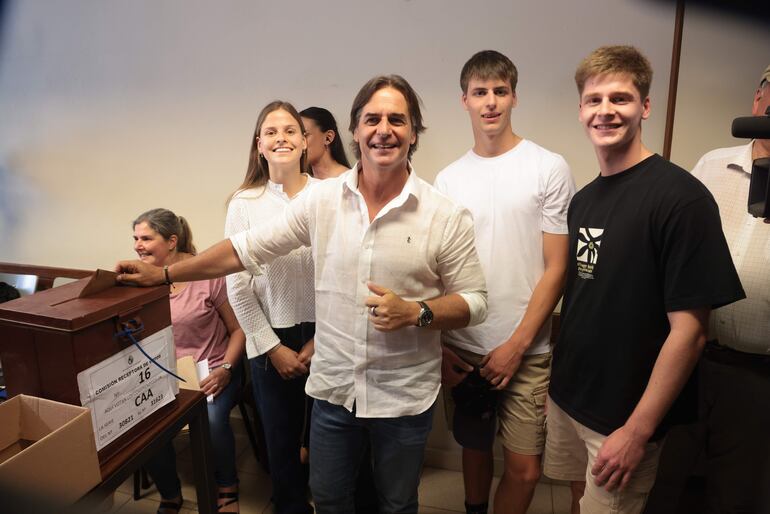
left=188, top=399, right=217, bottom=514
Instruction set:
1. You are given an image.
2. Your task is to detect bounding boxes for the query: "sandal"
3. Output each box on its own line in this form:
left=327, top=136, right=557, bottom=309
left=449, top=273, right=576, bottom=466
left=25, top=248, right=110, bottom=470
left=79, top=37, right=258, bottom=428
left=157, top=496, right=183, bottom=514
left=217, top=490, right=239, bottom=512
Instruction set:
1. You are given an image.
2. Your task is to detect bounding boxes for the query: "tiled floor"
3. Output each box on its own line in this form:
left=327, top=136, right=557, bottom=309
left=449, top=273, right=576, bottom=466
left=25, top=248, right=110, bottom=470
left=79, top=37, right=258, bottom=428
left=100, top=427, right=574, bottom=514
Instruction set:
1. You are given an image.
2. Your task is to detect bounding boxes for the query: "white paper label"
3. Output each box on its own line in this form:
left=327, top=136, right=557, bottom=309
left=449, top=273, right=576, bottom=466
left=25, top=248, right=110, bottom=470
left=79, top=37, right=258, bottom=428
left=77, top=325, right=178, bottom=451
left=195, top=358, right=214, bottom=403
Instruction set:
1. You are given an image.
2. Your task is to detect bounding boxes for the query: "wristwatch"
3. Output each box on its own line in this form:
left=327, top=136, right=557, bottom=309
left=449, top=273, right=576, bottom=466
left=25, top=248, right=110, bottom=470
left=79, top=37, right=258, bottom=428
left=415, top=301, right=434, bottom=327
left=220, top=362, right=233, bottom=372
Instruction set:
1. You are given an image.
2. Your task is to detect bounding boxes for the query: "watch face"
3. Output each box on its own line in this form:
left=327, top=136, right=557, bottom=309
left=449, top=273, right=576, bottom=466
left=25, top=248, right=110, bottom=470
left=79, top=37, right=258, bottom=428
left=419, top=305, right=434, bottom=327
left=221, top=363, right=232, bottom=370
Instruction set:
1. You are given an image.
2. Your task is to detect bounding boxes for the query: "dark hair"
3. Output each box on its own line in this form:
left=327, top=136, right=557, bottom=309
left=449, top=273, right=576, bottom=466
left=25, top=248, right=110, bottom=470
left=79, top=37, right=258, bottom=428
left=348, top=75, right=426, bottom=161
left=300, top=106, right=350, bottom=168
left=133, top=208, right=197, bottom=255
left=236, top=101, right=307, bottom=195
left=575, top=45, right=653, bottom=99
left=460, top=50, right=518, bottom=94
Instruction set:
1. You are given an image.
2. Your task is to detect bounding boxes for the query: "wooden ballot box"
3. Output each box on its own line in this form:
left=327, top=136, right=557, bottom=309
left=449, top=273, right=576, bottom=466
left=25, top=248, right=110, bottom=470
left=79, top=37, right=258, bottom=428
left=0, top=274, right=177, bottom=462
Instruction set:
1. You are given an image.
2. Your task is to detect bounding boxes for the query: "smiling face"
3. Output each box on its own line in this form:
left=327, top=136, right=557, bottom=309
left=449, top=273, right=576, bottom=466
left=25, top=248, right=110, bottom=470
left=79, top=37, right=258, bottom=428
left=579, top=73, right=650, bottom=154
left=257, top=109, right=307, bottom=170
left=353, top=87, right=416, bottom=174
left=462, top=77, right=516, bottom=139
left=133, top=221, right=175, bottom=267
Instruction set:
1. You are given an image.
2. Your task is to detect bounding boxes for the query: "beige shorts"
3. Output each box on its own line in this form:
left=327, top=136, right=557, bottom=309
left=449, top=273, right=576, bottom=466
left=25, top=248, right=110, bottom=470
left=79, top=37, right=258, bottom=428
left=443, top=345, right=550, bottom=455
left=543, top=396, right=664, bottom=514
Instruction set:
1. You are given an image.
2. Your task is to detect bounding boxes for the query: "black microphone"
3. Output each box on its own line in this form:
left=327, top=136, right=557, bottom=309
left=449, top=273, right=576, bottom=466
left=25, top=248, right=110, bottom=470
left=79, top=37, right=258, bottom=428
left=732, top=116, right=770, bottom=139
left=732, top=106, right=770, bottom=139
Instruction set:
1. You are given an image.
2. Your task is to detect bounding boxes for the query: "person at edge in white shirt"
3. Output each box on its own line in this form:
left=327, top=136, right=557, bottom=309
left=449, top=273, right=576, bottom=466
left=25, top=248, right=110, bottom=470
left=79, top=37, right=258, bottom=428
left=224, top=101, right=317, bottom=514
left=434, top=50, right=575, bottom=514
left=650, top=64, right=770, bottom=514
left=115, top=74, right=488, bottom=514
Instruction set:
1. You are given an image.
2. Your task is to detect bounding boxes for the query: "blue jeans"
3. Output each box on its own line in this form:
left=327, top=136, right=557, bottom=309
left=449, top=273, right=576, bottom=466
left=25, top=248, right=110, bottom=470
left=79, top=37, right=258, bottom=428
left=251, top=322, right=315, bottom=514
left=309, top=399, right=435, bottom=514
left=146, top=362, right=242, bottom=498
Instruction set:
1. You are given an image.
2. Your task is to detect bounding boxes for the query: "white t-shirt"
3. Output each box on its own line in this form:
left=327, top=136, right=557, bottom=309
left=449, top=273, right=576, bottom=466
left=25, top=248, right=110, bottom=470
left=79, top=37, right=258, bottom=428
left=434, top=139, right=575, bottom=356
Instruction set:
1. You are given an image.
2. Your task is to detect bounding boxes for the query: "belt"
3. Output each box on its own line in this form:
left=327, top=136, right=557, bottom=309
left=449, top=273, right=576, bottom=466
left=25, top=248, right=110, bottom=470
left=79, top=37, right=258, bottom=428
left=704, top=340, right=770, bottom=374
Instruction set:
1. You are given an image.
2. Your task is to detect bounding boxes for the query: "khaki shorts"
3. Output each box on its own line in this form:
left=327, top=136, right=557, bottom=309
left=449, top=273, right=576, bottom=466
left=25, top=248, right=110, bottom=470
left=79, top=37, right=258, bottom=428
left=543, top=396, right=663, bottom=514
left=443, top=345, right=550, bottom=455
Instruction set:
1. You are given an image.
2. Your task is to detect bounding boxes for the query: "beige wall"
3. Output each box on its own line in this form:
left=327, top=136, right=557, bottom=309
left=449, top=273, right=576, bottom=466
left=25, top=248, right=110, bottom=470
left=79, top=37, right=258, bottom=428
left=670, top=7, right=770, bottom=171
left=0, top=0, right=675, bottom=269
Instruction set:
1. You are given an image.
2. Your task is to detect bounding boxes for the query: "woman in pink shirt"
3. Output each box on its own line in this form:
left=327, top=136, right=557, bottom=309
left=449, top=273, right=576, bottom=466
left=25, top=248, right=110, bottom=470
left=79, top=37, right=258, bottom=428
left=133, top=208, right=245, bottom=514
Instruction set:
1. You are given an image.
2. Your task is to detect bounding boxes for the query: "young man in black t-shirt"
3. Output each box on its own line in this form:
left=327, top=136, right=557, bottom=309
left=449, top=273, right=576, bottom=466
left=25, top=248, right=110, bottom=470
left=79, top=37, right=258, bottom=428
left=542, top=45, right=745, bottom=514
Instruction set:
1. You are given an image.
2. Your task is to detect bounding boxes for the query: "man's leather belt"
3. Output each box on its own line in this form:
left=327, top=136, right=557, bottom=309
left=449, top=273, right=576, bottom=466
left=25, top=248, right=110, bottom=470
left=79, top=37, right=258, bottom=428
left=704, top=340, right=770, bottom=374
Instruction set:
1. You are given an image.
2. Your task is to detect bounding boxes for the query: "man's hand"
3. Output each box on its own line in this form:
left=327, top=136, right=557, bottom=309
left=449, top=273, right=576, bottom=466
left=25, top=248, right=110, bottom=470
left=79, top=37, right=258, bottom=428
left=591, top=425, right=648, bottom=492
left=268, top=344, right=309, bottom=379
left=199, top=366, right=232, bottom=397
left=441, top=345, right=474, bottom=388
left=365, top=282, right=420, bottom=331
left=115, top=259, right=164, bottom=286
left=480, top=340, right=524, bottom=390
left=298, top=338, right=315, bottom=367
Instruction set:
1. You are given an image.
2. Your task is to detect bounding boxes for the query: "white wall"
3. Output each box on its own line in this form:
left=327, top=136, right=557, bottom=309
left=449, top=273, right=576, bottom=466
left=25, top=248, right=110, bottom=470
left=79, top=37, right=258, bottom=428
left=0, top=0, right=675, bottom=270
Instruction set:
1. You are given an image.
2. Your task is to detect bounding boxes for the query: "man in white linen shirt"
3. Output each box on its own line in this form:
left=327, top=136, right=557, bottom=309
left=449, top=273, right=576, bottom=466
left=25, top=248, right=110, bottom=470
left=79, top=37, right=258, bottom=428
left=116, top=74, right=487, bottom=514
left=434, top=50, right=574, bottom=514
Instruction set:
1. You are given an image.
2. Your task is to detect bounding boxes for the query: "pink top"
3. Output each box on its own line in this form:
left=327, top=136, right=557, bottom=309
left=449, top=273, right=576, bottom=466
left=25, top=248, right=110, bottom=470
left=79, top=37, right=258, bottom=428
left=169, top=277, right=229, bottom=368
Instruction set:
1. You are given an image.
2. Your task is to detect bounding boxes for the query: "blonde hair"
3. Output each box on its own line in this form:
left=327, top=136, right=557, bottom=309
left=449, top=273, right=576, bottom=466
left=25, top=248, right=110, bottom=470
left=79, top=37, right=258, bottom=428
left=575, top=45, right=653, bottom=99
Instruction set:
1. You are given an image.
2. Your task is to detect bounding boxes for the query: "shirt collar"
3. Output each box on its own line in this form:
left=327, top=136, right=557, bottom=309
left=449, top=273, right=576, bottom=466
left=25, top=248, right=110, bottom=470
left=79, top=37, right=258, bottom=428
left=342, top=161, right=420, bottom=203
left=266, top=180, right=284, bottom=195
left=727, top=142, right=755, bottom=176
left=267, top=173, right=312, bottom=197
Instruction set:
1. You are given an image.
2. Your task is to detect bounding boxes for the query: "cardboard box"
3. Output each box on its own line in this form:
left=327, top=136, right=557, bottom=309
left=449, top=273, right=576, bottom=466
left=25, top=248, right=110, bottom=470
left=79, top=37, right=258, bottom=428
left=0, top=395, right=102, bottom=505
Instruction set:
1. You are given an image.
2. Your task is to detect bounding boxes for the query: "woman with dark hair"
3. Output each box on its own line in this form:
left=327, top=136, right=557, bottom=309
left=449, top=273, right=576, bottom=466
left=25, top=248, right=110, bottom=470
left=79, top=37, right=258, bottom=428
left=225, top=101, right=316, bottom=514
left=300, top=106, right=350, bottom=179
left=132, top=208, right=245, bottom=513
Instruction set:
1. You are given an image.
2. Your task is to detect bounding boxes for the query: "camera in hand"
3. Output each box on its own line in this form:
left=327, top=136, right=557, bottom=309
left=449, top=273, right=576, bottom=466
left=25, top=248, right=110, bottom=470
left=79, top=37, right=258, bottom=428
left=732, top=106, right=770, bottom=218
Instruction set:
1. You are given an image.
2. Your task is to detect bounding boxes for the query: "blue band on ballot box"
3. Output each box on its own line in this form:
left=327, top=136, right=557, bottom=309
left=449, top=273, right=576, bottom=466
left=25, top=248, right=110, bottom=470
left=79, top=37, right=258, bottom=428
left=114, top=321, right=186, bottom=383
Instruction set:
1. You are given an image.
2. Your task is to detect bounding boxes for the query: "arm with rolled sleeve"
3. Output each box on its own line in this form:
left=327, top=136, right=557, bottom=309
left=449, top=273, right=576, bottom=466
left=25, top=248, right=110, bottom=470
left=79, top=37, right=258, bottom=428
left=434, top=206, right=488, bottom=329
left=224, top=196, right=281, bottom=358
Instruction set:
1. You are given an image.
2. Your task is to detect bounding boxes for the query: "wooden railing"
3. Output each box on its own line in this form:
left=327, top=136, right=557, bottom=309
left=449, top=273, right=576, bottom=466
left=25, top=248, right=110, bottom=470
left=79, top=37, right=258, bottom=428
left=0, top=262, right=92, bottom=292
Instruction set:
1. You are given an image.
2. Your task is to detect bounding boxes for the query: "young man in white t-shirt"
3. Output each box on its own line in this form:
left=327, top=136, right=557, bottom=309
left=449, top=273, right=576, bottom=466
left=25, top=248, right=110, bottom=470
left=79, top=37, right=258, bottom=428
left=434, top=50, right=575, bottom=514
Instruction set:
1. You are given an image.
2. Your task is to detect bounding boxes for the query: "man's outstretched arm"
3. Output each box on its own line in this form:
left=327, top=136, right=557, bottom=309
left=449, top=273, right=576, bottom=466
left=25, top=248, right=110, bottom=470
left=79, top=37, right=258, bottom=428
left=116, top=239, right=244, bottom=286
